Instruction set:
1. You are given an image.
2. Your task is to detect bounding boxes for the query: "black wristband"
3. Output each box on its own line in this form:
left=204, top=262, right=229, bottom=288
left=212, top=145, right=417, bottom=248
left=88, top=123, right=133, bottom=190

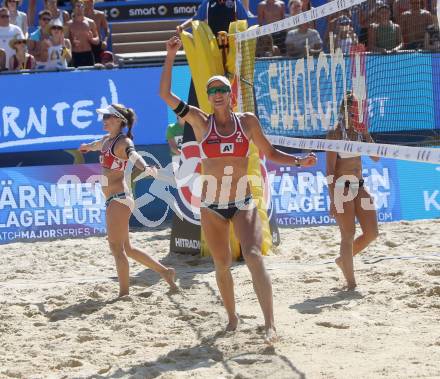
left=295, top=157, right=301, bottom=167
left=173, top=101, right=190, bottom=117
left=125, top=145, right=135, bottom=156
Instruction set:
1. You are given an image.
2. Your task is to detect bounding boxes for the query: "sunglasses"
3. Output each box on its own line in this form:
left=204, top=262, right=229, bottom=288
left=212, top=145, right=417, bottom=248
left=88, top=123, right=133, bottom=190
left=15, top=40, right=26, bottom=45
left=41, top=17, right=51, bottom=21
left=102, top=114, right=116, bottom=120
left=207, top=85, right=231, bottom=96
left=0, top=14, right=10, bottom=18
left=51, top=26, right=63, bottom=30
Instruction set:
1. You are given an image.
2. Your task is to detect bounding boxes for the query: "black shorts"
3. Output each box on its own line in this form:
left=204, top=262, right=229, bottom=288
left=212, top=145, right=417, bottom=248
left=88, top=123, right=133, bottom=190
left=91, top=41, right=104, bottom=63
left=72, top=51, right=95, bottom=67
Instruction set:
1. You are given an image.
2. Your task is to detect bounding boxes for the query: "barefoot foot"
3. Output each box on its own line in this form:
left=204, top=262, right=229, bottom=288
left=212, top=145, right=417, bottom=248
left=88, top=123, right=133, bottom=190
left=162, top=268, right=178, bottom=291
left=225, top=314, right=239, bottom=332
left=264, top=327, right=278, bottom=345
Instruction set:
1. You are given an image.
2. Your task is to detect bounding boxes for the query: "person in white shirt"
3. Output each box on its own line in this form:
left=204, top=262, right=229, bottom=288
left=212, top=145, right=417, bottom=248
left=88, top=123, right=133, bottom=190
left=0, top=7, right=25, bottom=69
left=5, top=0, right=27, bottom=37
left=285, top=21, right=322, bottom=59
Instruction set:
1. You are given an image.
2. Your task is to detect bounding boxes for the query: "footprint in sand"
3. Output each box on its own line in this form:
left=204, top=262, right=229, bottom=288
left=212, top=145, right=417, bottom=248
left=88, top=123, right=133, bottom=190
left=427, top=269, right=440, bottom=276
left=315, top=321, right=350, bottom=329
left=138, top=291, right=153, bottom=299
left=2, top=370, right=22, bottom=378
left=76, top=334, right=99, bottom=343
left=239, top=315, right=257, bottom=320
left=427, top=286, right=440, bottom=297
left=97, top=365, right=112, bottom=375
left=54, top=359, right=83, bottom=369
left=153, top=342, right=168, bottom=347
left=303, top=278, right=321, bottom=284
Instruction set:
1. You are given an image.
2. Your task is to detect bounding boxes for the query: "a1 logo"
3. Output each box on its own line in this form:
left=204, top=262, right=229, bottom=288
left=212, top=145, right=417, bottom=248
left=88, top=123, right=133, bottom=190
left=221, top=143, right=234, bottom=153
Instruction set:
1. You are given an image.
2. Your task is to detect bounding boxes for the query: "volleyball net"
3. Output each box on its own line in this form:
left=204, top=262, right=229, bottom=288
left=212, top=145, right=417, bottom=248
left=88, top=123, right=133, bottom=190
left=234, top=0, right=440, bottom=163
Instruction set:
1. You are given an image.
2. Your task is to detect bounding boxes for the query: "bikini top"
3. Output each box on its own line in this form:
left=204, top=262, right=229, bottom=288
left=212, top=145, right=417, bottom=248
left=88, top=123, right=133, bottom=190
left=99, top=134, right=128, bottom=171
left=200, top=113, right=250, bottom=160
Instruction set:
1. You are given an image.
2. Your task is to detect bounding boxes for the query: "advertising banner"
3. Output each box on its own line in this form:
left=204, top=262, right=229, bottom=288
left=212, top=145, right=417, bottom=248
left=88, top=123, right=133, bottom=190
left=396, top=160, right=440, bottom=220
left=0, top=66, right=192, bottom=154
left=268, top=152, right=411, bottom=227
left=94, top=0, right=200, bottom=21
left=0, top=164, right=106, bottom=244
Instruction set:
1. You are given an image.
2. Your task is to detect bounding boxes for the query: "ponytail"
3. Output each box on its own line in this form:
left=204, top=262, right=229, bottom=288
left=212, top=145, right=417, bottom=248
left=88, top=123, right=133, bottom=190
left=112, top=104, right=136, bottom=141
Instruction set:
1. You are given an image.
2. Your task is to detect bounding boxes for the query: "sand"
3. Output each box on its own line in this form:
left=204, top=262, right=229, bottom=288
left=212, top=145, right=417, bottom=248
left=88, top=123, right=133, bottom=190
left=0, top=219, right=439, bottom=379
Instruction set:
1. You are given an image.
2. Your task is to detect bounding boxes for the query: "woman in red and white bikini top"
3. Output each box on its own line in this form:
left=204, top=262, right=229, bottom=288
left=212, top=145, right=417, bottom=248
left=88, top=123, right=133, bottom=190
left=200, top=112, right=250, bottom=159
left=78, top=103, right=176, bottom=298
left=99, top=133, right=128, bottom=171
left=160, top=35, right=318, bottom=345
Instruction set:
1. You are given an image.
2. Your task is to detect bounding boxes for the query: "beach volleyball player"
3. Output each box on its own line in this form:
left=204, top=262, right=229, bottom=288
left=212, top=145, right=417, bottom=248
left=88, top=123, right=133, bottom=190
left=327, top=92, right=380, bottom=290
left=160, top=36, right=317, bottom=343
left=79, top=104, right=177, bottom=297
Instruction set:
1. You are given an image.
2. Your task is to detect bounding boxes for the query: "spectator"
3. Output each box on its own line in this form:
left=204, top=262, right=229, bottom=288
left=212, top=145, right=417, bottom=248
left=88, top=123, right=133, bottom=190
left=368, top=4, right=403, bottom=53
left=401, top=0, right=433, bottom=49
left=166, top=116, right=184, bottom=165
left=351, top=0, right=378, bottom=47
left=44, top=18, right=71, bottom=69
left=0, top=47, right=6, bottom=69
left=257, top=0, right=284, bottom=26
left=257, top=0, right=285, bottom=53
left=425, top=20, right=440, bottom=50
left=288, top=0, right=302, bottom=16
left=84, top=0, right=109, bottom=64
left=26, top=0, right=45, bottom=30
left=393, top=0, right=430, bottom=24
left=66, top=0, right=99, bottom=67
left=325, top=10, right=352, bottom=51
left=5, top=0, right=27, bottom=37
left=176, top=0, right=248, bottom=37
left=27, top=9, right=51, bottom=68
left=94, top=50, right=117, bottom=69
left=0, top=7, right=23, bottom=69
left=301, top=0, right=311, bottom=12
left=255, top=34, right=280, bottom=56
left=44, top=0, right=69, bottom=25
left=334, top=16, right=359, bottom=54
left=9, top=32, right=35, bottom=69
left=285, top=21, right=322, bottom=58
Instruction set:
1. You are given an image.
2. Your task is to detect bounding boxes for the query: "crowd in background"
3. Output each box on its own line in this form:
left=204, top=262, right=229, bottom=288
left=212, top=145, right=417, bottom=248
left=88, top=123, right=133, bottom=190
left=1, top=0, right=439, bottom=73
left=0, top=0, right=114, bottom=72
left=255, top=0, right=439, bottom=58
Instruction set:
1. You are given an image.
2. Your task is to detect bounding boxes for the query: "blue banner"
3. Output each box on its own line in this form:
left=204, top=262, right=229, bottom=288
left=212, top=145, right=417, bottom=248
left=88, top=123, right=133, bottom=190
left=431, top=53, right=440, bottom=131
left=0, top=66, right=191, bottom=154
left=396, top=161, right=440, bottom=220
left=254, top=53, right=435, bottom=137
left=267, top=152, right=428, bottom=227
left=0, top=164, right=106, bottom=244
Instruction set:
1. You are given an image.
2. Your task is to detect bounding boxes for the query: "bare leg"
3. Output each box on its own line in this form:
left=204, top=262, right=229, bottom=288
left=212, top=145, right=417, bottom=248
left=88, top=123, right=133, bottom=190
left=106, top=200, right=132, bottom=297
left=353, top=187, right=379, bottom=257
left=201, top=208, right=239, bottom=331
left=334, top=198, right=357, bottom=290
left=125, top=242, right=177, bottom=290
left=233, top=206, right=277, bottom=344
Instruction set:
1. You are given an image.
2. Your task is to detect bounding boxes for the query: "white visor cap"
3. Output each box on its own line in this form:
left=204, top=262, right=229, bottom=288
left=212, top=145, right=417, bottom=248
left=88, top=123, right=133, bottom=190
left=206, top=75, right=231, bottom=89
left=96, top=105, right=127, bottom=122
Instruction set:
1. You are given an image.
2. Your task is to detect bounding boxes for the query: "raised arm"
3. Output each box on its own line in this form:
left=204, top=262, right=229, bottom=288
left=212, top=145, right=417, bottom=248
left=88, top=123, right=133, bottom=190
left=244, top=113, right=317, bottom=167
left=159, top=36, right=208, bottom=139
left=79, top=136, right=106, bottom=152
